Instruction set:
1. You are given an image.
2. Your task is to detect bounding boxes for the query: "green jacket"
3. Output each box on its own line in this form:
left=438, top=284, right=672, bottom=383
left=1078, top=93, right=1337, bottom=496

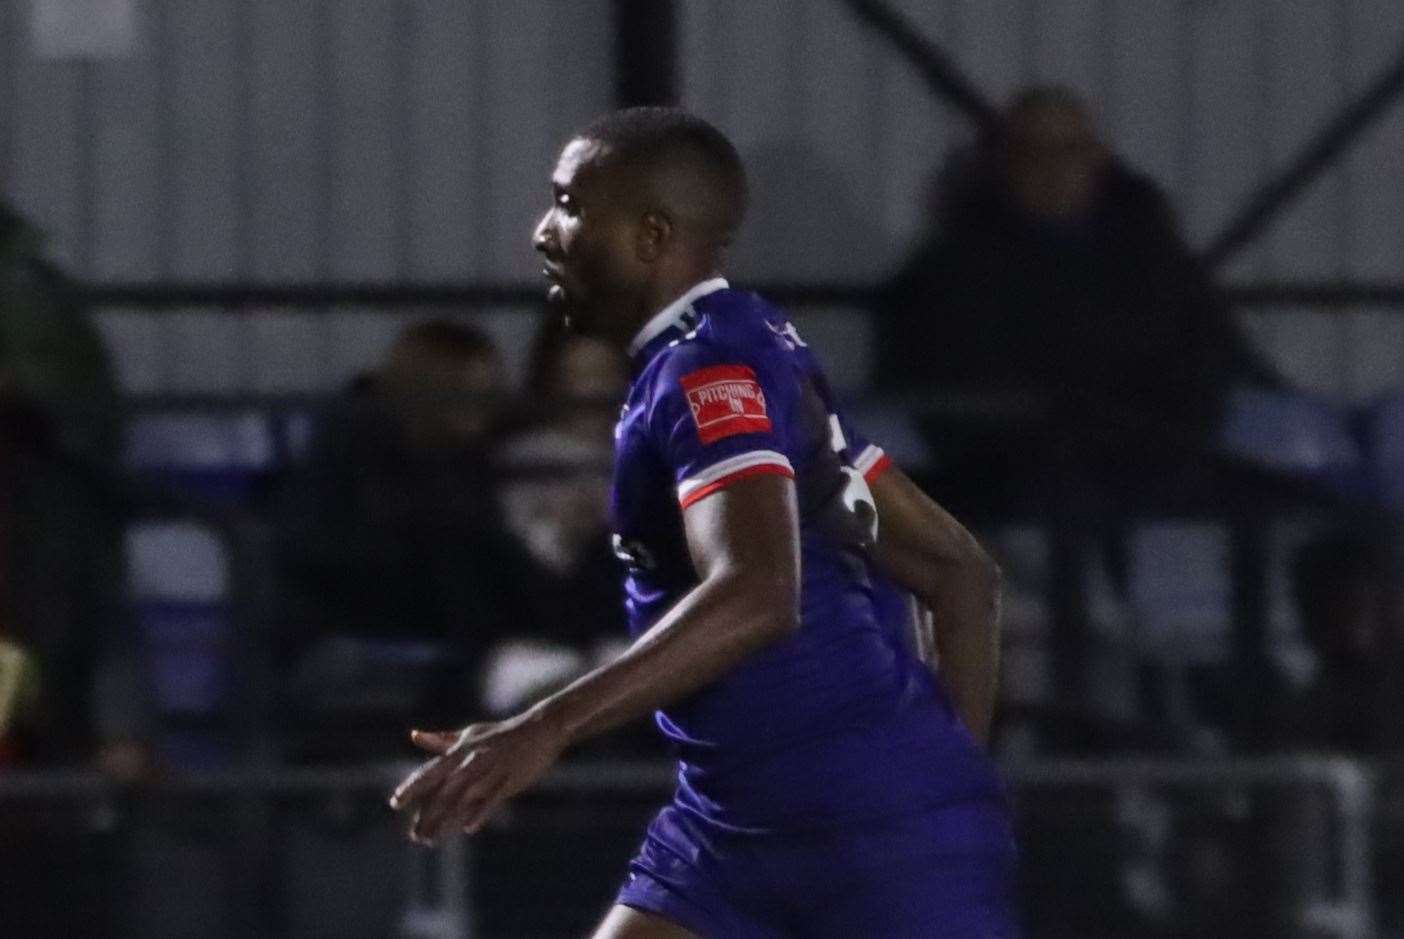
left=0, top=203, right=118, bottom=462
left=1, top=201, right=142, bottom=764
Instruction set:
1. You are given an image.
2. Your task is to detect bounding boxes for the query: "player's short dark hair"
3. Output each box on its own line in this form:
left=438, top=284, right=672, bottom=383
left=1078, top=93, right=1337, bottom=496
left=576, top=106, right=748, bottom=241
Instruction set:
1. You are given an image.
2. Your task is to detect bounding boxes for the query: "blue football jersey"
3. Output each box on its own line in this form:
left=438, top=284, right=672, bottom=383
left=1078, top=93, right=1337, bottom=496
left=612, top=279, right=1002, bottom=832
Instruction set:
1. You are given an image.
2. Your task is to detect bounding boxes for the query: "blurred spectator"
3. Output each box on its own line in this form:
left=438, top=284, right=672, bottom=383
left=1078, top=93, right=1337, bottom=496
left=1, top=197, right=148, bottom=933
left=278, top=315, right=645, bottom=755
left=1278, top=528, right=1404, bottom=753
left=277, top=319, right=528, bottom=758
left=0, top=197, right=147, bottom=769
left=478, top=316, right=633, bottom=722
left=375, top=317, right=506, bottom=455
left=1256, top=527, right=1404, bottom=936
left=521, top=312, right=630, bottom=443
left=876, top=86, right=1279, bottom=509
left=876, top=87, right=1290, bottom=752
left=484, top=429, right=626, bottom=715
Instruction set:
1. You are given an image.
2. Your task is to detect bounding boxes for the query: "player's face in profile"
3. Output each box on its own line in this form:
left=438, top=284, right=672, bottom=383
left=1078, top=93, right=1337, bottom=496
left=532, top=138, right=642, bottom=337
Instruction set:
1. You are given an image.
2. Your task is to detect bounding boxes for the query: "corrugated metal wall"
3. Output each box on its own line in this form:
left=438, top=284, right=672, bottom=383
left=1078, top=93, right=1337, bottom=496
left=3, top=1, right=1403, bottom=398
left=1, top=0, right=614, bottom=392
left=680, top=0, right=1404, bottom=398
left=2, top=0, right=613, bottom=281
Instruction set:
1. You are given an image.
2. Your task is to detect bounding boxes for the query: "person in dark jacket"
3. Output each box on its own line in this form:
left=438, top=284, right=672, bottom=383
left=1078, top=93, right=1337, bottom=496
left=876, top=87, right=1278, bottom=510
left=276, top=319, right=526, bottom=758
left=0, top=198, right=145, bottom=769
left=1, top=197, right=149, bottom=935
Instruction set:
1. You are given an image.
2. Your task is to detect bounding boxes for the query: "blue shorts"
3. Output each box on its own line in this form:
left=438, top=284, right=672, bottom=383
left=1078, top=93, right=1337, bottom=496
left=615, top=800, right=1020, bottom=938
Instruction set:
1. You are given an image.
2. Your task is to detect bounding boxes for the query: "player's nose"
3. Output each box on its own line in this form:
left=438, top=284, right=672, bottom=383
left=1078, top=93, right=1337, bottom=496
left=532, top=212, right=555, bottom=254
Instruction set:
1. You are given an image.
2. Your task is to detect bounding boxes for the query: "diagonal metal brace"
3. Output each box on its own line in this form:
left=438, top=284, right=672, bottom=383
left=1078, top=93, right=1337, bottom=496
left=838, top=0, right=1002, bottom=136
left=1205, top=36, right=1404, bottom=269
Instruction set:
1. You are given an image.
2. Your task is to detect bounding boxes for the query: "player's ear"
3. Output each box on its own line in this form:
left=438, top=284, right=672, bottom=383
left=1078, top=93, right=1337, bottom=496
left=636, top=210, right=673, bottom=262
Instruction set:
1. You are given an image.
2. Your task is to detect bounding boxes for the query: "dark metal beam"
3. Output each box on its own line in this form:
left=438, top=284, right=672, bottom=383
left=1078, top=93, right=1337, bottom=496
left=613, top=0, right=677, bottom=107
left=1204, top=36, right=1404, bottom=268
left=1225, top=282, right=1404, bottom=306
left=68, top=280, right=1404, bottom=311
left=837, top=0, right=1001, bottom=135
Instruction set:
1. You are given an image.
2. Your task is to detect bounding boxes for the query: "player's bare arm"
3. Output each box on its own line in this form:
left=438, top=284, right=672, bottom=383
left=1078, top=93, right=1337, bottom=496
left=870, top=465, right=1002, bottom=746
left=389, top=473, right=800, bottom=843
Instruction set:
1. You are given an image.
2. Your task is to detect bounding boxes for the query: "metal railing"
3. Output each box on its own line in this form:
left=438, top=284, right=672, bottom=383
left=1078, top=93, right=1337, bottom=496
left=0, top=755, right=1381, bottom=938
left=68, top=279, right=1404, bottom=311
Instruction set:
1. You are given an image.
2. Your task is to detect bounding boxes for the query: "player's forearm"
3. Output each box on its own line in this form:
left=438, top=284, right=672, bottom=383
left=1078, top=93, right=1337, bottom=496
left=529, top=569, right=798, bottom=747
left=920, top=560, right=1001, bottom=746
left=869, top=469, right=1002, bottom=745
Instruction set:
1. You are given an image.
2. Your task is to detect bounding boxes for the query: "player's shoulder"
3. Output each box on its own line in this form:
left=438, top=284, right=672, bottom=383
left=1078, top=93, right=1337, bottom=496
left=645, top=289, right=792, bottom=385
left=697, top=287, right=793, bottom=349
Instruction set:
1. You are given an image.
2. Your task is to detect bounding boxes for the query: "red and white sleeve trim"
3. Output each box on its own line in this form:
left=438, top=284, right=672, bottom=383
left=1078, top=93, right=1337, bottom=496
left=853, top=444, right=893, bottom=483
left=677, top=450, right=795, bottom=509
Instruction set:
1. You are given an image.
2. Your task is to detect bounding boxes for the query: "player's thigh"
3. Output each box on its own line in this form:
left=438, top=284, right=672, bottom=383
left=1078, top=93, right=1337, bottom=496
left=590, top=904, right=705, bottom=939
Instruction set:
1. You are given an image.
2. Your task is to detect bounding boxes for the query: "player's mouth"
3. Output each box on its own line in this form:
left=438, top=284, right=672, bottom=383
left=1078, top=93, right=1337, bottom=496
left=541, top=263, right=568, bottom=303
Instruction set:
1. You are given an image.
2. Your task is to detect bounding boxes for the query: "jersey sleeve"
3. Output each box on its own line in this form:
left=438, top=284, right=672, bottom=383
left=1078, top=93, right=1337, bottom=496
left=794, top=343, right=892, bottom=485
left=646, top=341, right=796, bottom=509
left=827, top=401, right=893, bottom=484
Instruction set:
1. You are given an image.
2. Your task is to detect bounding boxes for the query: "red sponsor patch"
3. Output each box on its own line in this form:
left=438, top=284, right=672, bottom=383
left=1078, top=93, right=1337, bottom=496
left=680, top=364, right=771, bottom=444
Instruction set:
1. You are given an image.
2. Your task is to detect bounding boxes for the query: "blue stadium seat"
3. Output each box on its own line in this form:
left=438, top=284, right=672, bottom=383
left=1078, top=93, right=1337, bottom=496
left=1365, top=390, right=1404, bottom=508
left=1127, top=520, right=1233, bottom=666
left=1218, top=387, right=1366, bottom=498
left=126, top=521, right=235, bottom=767
left=125, top=411, right=279, bottom=500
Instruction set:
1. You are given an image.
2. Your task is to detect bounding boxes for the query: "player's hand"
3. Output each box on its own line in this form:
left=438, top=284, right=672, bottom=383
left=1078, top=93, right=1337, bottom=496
left=388, top=706, right=566, bottom=845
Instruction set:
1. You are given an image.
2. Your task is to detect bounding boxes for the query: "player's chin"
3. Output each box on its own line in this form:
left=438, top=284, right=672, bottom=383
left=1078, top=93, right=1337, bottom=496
left=558, top=293, right=602, bottom=336
left=545, top=282, right=584, bottom=327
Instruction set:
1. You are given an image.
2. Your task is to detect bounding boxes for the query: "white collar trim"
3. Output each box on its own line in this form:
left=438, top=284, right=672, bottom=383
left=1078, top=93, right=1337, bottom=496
left=627, top=277, right=729, bottom=358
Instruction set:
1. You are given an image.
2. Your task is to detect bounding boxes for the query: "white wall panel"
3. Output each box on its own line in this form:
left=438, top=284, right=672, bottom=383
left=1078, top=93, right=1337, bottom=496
left=1346, top=0, right=1404, bottom=282
left=89, top=6, right=161, bottom=280
left=1185, top=0, right=1260, bottom=264
left=478, top=1, right=612, bottom=281
left=956, top=0, right=1032, bottom=104
left=246, top=0, right=325, bottom=281
left=733, top=1, right=900, bottom=283
left=167, top=0, right=243, bottom=280
left=11, top=55, right=84, bottom=269
left=683, top=0, right=795, bottom=146
left=1260, top=0, right=1351, bottom=280
left=871, top=0, right=959, bottom=256
left=1244, top=309, right=1351, bottom=396
left=246, top=312, right=332, bottom=393
left=1346, top=312, right=1404, bottom=400
left=327, top=0, right=404, bottom=280
left=1107, top=0, right=1185, bottom=200
left=407, top=0, right=485, bottom=280
left=161, top=311, right=249, bottom=392
left=1031, top=0, right=1101, bottom=99
left=95, top=310, right=165, bottom=394
left=1343, top=0, right=1404, bottom=398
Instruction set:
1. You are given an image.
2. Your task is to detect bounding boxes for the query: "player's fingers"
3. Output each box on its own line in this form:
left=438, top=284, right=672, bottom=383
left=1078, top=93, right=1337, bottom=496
left=408, top=747, right=493, bottom=840
left=390, top=753, right=453, bottom=811
left=457, top=723, right=496, bottom=746
left=461, top=778, right=511, bottom=835
left=417, top=751, right=492, bottom=837
left=411, top=764, right=479, bottom=843
left=409, top=729, right=459, bottom=754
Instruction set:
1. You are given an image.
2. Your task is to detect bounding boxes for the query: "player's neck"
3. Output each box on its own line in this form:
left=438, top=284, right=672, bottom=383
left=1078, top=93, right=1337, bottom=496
left=602, top=254, right=725, bottom=354
left=618, top=272, right=721, bottom=348
left=646, top=266, right=724, bottom=316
